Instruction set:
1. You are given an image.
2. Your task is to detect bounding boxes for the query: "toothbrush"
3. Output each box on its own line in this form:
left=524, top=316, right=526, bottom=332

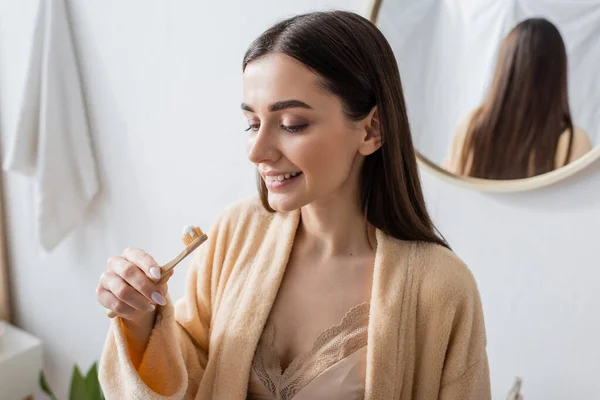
left=106, top=225, right=208, bottom=319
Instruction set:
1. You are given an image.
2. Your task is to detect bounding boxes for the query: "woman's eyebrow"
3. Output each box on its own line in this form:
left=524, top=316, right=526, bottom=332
left=241, top=100, right=313, bottom=113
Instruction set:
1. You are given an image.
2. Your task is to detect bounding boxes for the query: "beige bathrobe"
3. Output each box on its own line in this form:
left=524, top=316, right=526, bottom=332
left=99, top=197, right=490, bottom=399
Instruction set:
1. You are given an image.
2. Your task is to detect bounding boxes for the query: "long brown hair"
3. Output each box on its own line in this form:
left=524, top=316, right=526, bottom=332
left=243, top=11, right=448, bottom=248
left=459, top=18, right=573, bottom=179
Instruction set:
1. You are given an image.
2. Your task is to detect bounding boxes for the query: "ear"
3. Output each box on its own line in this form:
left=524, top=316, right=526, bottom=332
left=358, top=106, right=382, bottom=156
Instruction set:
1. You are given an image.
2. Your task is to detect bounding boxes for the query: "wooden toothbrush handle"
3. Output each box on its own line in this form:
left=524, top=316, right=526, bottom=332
left=106, top=234, right=208, bottom=319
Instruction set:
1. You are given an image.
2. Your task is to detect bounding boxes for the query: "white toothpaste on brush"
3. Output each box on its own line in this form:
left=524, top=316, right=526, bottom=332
left=181, top=225, right=205, bottom=246
left=182, top=225, right=195, bottom=238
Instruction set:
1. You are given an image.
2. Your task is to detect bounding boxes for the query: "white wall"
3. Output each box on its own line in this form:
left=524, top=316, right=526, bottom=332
left=0, top=1, right=598, bottom=399
left=422, top=165, right=600, bottom=399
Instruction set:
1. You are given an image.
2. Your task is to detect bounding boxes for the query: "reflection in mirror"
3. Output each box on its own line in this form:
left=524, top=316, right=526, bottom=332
left=375, top=0, right=600, bottom=180
left=443, top=18, right=592, bottom=179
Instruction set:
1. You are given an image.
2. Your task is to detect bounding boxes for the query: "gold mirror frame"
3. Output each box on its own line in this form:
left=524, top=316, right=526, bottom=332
left=367, top=0, right=600, bottom=192
left=0, top=167, right=11, bottom=323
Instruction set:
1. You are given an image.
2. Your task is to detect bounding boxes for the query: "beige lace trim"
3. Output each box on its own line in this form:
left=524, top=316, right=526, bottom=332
left=251, top=302, right=370, bottom=400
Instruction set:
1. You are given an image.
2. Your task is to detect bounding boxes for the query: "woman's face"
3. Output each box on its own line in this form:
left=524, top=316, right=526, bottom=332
left=242, top=53, right=375, bottom=212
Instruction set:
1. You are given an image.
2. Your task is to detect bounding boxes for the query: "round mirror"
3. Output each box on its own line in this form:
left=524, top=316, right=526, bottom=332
left=368, top=0, right=600, bottom=192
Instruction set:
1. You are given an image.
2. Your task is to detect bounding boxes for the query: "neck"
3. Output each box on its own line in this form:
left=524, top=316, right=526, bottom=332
left=297, top=189, right=375, bottom=259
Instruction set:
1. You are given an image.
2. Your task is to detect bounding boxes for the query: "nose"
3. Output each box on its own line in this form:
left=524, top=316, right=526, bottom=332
left=247, top=125, right=279, bottom=165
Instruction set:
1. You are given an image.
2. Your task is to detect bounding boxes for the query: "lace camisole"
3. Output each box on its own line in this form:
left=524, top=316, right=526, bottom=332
left=247, top=302, right=370, bottom=400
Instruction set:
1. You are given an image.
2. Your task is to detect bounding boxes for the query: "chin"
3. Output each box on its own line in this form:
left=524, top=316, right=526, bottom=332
left=267, top=193, right=307, bottom=213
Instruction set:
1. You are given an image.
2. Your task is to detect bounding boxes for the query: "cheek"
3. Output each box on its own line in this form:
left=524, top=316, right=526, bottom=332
left=293, top=129, right=357, bottom=183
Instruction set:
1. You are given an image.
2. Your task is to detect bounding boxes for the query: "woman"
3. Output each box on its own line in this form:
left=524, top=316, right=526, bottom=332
left=444, top=18, right=592, bottom=180
left=97, top=11, right=490, bottom=400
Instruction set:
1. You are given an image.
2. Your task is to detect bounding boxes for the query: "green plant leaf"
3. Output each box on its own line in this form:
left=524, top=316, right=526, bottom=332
left=39, top=370, right=57, bottom=400
left=68, top=363, right=105, bottom=400
left=69, top=365, right=87, bottom=400
left=84, top=362, right=104, bottom=400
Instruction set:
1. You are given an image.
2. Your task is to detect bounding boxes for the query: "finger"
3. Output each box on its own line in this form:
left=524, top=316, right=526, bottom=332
left=156, top=269, right=175, bottom=286
left=96, top=286, right=138, bottom=318
left=156, top=270, right=175, bottom=296
left=111, top=258, right=162, bottom=303
left=101, top=271, right=156, bottom=311
left=107, top=255, right=135, bottom=274
left=121, top=247, right=162, bottom=280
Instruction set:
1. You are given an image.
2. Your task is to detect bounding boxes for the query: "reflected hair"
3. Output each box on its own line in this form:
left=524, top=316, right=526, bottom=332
left=242, top=11, right=448, bottom=249
left=458, top=18, right=573, bottom=179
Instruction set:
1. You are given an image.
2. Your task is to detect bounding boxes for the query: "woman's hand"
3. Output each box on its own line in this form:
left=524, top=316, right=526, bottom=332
left=96, top=247, right=174, bottom=324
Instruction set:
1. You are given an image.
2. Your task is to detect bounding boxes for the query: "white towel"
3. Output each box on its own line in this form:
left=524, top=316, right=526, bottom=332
left=3, top=0, right=99, bottom=252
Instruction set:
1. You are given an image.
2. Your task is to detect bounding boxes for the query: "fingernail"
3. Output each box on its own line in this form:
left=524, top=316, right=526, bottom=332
left=151, top=292, right=166, bottom=306
left=149, top=266, right=161, bottom=279
left=147, top=304, right=156, bottom=311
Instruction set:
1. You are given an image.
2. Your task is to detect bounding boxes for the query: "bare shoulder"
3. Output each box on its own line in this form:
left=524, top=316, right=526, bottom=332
left=559, top=125, right=591, bottom=146
left=557, top=126, right=593, bottom=164
left=413, top=243, right=480, bottom=309
left=571, top=126, right=593, bottom=152
left=445, top=108, right=482, bottom=171
left=452, top=108, right=481, bottom=143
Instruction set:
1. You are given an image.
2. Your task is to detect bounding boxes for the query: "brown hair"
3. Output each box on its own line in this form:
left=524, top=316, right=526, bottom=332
left=458, top=18, right=573, bottom=179
left=242, top=11, right=448, bottom=248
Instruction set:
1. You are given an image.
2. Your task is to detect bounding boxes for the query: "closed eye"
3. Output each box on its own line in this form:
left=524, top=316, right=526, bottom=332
left=245, top=124, right=309, bottom=133
left=281, top=124, right=309, bottom=133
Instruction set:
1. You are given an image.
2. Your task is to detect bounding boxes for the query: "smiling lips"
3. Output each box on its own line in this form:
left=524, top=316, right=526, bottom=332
left=260, top=170, right=304, bottom=189
left=264, top=171, right=302, bottom=183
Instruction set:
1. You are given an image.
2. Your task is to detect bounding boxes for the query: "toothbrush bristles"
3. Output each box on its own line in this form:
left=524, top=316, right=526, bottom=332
left=182, top=226, right=204, bottom=246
